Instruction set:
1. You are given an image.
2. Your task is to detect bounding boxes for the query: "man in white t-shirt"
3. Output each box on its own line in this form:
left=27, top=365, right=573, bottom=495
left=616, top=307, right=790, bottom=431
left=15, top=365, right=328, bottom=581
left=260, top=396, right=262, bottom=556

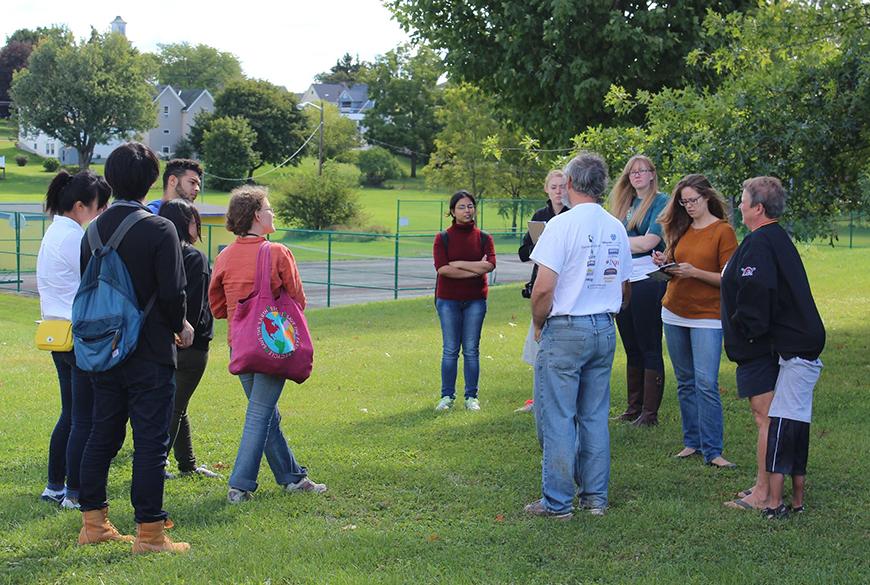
left=524, top=152, right=633, bottom=519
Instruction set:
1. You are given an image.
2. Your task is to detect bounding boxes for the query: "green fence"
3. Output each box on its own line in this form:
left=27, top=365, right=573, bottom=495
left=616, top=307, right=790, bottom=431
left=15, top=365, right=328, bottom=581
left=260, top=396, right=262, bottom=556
left=395, top=198, right=543, bottom=234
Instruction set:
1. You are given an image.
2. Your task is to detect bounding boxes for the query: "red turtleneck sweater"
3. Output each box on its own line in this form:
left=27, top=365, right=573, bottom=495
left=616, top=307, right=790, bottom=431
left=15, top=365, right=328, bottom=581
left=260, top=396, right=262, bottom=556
left=432, top=222, right=496, bottom=300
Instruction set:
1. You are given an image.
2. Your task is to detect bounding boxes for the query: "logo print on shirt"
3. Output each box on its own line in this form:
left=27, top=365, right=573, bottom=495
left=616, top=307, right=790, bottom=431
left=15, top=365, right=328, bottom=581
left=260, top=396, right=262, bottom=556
left=741, top=266, right=756, bottom=277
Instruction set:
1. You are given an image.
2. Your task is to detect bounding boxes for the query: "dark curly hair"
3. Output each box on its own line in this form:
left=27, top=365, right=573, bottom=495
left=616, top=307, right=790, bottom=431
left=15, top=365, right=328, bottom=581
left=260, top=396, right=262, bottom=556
left=226, top=185, right=269, bottom=236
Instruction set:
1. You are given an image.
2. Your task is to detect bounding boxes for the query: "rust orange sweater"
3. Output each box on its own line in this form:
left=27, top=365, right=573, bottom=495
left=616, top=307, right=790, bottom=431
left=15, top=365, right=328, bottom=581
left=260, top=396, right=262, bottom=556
left=208, top=236, right=306, bottom=344
left=662, top=220, right=737, bottom=320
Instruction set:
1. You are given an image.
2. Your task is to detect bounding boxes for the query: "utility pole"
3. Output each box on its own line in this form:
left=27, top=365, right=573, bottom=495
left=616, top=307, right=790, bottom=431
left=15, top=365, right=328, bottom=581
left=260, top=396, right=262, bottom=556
left=318, top=99, right=324, bottom=176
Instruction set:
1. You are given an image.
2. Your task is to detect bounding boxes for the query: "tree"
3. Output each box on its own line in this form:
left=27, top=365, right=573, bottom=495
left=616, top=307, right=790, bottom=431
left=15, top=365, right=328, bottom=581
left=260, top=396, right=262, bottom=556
left=315, top=53, right=371, bottom=85
left=156, top=42, right=244, bottom=93
left=0, top=27, right=66, bottom=117
left=363, top=44, right=443, bottom=177
left=273, top=160, right=361, bottom=230
left=387, top=0, right=755, bottom=145
left=358, top=146, right=403, bottom=186
left=213, top=79, right=307, bottom=177
left=11, top=30, right=156, bottom=169
left=201, top=116, right=260, bottom=192
left=584, top=1, right=870, bottom=242
left=302, top=101, right=360, bottom=160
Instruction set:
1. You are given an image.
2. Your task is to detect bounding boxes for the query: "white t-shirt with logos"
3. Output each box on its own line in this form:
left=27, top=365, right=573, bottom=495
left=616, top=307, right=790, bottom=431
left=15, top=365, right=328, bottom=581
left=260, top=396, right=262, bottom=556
left=530, top=203, right=632, bottom=317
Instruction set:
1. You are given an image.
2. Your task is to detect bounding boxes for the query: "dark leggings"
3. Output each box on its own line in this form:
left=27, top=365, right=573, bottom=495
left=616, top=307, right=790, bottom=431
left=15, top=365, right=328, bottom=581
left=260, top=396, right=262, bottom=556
left=48, top=352, right=95, bottom=498
left=167, top=347, right=209, bottom=472
left=616, top=278, right=665, bottom=373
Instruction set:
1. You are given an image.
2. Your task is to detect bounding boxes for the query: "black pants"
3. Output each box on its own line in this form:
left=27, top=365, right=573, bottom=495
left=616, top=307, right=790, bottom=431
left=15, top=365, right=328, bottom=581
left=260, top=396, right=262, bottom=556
left=616, top=278, right=665, bottom=373
left=78, top=356, right=175, bottom=524
left=48, top=351, right=95, bottom=498
left=168, top=347, right=209, bottom=472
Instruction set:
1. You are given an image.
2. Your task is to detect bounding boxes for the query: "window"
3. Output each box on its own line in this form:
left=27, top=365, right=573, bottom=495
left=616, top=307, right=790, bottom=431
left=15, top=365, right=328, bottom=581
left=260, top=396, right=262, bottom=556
left=163, top=129, right=171, bottom=135
left=163, top=105, right=170, bottom=117
left=162, top=146, right=170, bottom=155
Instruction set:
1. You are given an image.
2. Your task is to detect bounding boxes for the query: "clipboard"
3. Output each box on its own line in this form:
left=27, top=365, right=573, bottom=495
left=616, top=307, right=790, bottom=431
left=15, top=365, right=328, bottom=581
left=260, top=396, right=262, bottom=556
left=528, top=221, right=546, bottom=244
left=646, top=263, right=676, bottom=282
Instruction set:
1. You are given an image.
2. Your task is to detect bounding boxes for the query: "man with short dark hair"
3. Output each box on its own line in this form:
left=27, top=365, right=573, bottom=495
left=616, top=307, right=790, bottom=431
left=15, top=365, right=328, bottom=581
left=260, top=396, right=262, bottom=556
left=146, top=158, right=203, bottom=214
left=77, top=142, right=194, bottom=553
left=524, top=152, right=633, bottom=519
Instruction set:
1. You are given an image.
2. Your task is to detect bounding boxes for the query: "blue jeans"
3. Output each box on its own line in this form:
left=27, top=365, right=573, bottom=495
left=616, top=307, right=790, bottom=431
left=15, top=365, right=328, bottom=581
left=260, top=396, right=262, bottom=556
left=435, top=298, right=487, bottom=399
left=79, top=357, right=173, bottom=524
left=534, top=314, right=616, bottom=513
left=229, top=372, right=307, bottom=492
left=664, top=324, right=725, bottom=462
left=49, top=352, right=95, bottom=499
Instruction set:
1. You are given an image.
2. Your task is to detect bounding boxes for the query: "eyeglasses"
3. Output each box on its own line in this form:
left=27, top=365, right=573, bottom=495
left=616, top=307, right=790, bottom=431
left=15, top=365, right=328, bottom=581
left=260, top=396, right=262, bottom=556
left=629, top=169, right=653, bottom=177
left=259, top=207, right=274, bottom=214
left=455, top=204, right=475, bottom=211
left=678, top=195, right=704, bottom=207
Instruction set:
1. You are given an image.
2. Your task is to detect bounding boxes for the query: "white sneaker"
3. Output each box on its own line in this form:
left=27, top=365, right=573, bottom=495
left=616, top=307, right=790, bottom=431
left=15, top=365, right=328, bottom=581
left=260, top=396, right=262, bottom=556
left=60, top=496, right=80, bottom=509
left=227, top=488, right=252, bottom=504
left=284, top=477, right=327, bottom=494
left=434, top=396, right=455, bottom=411
left=40, top=487, right=65, bottom=505
left=465, top=397, right=481, bottom=411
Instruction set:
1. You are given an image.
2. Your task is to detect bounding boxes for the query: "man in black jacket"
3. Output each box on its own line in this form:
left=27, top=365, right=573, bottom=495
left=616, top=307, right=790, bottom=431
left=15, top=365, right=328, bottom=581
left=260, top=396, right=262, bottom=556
left=77, top=143, right=193, bottom=553
left=721, top=176, right=825, bottom=512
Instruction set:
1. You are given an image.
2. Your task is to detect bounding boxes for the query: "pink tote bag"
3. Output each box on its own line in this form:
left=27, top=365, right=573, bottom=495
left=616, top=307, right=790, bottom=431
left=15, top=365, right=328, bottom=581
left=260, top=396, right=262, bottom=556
left=228, top=242, right=313, bottom=383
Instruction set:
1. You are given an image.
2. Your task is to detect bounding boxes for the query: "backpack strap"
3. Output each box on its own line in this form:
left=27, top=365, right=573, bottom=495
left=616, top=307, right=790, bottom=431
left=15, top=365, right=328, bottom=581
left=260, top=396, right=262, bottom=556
left=105, top=209, right=152, bottom=250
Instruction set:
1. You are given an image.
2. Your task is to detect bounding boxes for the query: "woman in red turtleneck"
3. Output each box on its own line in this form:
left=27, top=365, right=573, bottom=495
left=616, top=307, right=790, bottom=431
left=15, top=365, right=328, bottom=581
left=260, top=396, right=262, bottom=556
left=432, top=190, right=496, bottom=412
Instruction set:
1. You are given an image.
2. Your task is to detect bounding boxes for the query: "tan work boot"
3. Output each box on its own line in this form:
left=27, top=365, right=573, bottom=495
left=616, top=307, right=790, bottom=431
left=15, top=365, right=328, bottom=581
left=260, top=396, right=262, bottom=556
left=132, top=520, right=190, bottom=554
left=78, top=508, right=135, bottom=545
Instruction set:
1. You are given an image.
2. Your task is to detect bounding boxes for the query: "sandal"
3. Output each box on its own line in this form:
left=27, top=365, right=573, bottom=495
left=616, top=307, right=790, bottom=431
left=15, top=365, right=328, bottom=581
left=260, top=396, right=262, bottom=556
left=762, top=504, right=789, bottom=520
left=736, top=488, right=753, bottom=499
left=724, top=498, right=759, bottom=511
left=673, top=448, right=699, bottom=459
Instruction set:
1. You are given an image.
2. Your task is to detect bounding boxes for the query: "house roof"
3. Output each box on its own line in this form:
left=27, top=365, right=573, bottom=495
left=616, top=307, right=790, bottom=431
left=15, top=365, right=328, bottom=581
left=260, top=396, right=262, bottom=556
left=308, top=83, right=345, bottom=104
left=154, top=85, right=210, bottom=110
left=341, top=83, right=369, bottom=103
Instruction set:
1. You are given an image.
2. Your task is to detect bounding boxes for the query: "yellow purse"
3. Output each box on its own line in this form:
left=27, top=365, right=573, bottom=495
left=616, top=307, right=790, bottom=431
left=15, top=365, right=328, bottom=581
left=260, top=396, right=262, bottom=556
left=35, top=320, right=74, bottom=352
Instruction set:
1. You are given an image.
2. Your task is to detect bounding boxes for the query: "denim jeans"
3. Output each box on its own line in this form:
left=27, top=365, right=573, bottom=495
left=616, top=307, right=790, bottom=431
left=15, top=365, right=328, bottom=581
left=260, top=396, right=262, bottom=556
left=48, top=352, right=95, bottom=499
left=228, top=372, right=307, bottom=492
left=435, top=298, right=487, bottom=399
left=534, top=314, right=616, bottom=513
left=79, top=356, right=174, bottom=524
left=168, top=347, right=209, bottom=472
left=664, top=324, right=725, bottom=462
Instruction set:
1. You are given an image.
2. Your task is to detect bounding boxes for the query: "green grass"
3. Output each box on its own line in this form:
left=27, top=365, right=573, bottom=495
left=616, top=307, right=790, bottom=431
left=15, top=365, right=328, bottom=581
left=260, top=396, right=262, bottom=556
left=0, top=245, right=868, bottom=584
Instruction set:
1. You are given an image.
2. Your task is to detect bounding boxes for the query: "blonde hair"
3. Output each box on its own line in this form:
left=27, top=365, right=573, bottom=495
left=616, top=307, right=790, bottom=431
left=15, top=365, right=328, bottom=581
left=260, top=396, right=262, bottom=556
left=543, top=169, right=565, bottom=191
left=609, top=154, right=660, bottom=231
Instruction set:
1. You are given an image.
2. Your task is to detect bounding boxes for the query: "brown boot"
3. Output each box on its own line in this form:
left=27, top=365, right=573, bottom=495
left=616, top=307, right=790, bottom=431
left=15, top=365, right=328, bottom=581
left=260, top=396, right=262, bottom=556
left=78, top=508, right=134, bottom=545
left=613, top=365, right=644, bottom=421
left=632, top=370, right=665, bottom=427
left=132, top=520, right=190, bottom=554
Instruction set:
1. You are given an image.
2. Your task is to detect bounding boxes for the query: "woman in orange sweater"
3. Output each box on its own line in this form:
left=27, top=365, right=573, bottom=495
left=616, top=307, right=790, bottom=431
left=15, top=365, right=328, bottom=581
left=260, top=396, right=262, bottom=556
left=654, top=175, right=737, bottom=468
left=209, top=186, right=326, bottom=504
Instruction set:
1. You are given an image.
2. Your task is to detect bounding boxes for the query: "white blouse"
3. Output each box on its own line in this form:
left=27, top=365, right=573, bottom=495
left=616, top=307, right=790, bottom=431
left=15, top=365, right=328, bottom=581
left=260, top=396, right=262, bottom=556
left=36, top=215, right=84, bottom=320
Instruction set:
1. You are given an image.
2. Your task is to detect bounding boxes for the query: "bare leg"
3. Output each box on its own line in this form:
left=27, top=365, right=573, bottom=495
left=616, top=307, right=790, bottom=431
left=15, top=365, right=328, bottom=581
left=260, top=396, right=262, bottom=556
left=767, top=472, right=784, bottom=508
left=741, top=391, right=774, bottom=508
left=791, top=474, right=805, bottom=508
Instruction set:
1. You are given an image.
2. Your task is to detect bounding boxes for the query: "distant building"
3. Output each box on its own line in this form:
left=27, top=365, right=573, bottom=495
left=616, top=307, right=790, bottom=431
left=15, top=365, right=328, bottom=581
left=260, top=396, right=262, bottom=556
left=300, top=83, right=374, bottom=123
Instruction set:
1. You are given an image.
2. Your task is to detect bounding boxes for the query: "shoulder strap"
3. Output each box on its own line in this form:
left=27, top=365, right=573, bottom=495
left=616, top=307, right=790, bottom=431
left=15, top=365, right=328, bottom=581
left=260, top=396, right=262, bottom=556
left=86, top=220, right=104, bottom=254
left=105, top=209, right=151, bottom=251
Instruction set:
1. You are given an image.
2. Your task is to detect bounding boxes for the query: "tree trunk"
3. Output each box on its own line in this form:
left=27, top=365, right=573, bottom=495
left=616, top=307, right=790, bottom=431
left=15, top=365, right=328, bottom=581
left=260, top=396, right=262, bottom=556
left=410, top=153, right=417, bottom=178
left=77, top=145, right=94, bottom=170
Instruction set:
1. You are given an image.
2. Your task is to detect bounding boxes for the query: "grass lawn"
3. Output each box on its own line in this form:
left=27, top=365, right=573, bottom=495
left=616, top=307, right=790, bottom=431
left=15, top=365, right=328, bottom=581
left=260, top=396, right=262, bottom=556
left=0, top=244, right=867, bottom=584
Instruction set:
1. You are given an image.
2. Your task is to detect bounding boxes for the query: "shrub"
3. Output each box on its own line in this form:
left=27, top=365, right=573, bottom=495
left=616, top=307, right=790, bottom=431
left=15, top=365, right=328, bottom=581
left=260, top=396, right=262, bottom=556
left=357, top=146, right=402, bottom=187
left=42, top=158, right=60, bottom=172
left=201, top=116, right=260, bottom=192
left=273, top=160, right=361, bottom=230
left=15, top=155, right=28, bottom=166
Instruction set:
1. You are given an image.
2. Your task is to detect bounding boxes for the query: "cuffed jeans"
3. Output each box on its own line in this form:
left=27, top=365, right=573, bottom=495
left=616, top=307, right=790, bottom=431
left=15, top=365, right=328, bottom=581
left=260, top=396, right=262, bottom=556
left=168, top=347, right=209, bottom=472
left=664, top=324, right=725, bottom=463
left=78, top=356, right=174, bottom=524
left=228, top=372, right=307, bottom=493
left=48, top=351, right=95, bottom=499
left=435, top=298, right=487, bottom=399
left=534, top=314, right=616, bottom=513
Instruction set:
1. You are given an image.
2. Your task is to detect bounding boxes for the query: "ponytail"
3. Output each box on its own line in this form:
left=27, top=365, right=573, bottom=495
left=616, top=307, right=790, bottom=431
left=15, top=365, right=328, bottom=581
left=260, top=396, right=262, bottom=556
left=44, top=170, right=112, bottom=217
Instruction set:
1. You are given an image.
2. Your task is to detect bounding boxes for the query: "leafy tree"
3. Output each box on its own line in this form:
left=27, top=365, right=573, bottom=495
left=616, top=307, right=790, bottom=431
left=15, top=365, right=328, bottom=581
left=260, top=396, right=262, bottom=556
left=302, top=101, right=360, bottom=160
left=213, top=79, right=307, bottom=177
left=387, top=0, right=755, bottom=145
left=0, top=27, right=66, bottom=117
left=585, top=0, right=870, bottom=241
left=201, top=116, right=260, bottom=192
left=273, top=160, right=361, bottom=230
left=357, top=146, right=403, bottom=186
left=11, top=30, right=156, bottom=169
left=363, top=44, right=443, bottom=178
left=156, top=42, right=244, bottom=92
left=315, top=53, right=371, bottom=85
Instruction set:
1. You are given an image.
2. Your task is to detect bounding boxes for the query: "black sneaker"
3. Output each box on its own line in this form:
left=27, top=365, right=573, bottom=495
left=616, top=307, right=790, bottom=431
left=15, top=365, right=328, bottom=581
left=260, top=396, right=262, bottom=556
left=762, top=504, right=789, bottom=520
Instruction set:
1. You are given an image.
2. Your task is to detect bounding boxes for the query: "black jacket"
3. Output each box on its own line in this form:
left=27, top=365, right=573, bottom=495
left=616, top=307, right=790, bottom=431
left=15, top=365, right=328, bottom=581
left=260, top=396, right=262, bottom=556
left=181, top=244, right=214, bottom=351
left=518, top=200, right=566, bottom=289
left=721, top=222, right=825, bottom=363
left=80, top=200, right=187, bottom=367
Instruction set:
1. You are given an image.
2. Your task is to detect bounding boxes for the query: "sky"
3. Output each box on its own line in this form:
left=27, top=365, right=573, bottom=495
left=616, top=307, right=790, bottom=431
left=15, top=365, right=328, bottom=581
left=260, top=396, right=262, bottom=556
left=1, top=0, right=413, bottom=92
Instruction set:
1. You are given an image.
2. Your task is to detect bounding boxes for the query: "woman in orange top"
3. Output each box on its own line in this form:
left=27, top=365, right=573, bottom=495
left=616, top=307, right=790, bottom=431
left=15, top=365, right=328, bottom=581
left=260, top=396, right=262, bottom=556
left=653, top=175, right=738, bottom=468
left=208, top=186, right=326, bottom=504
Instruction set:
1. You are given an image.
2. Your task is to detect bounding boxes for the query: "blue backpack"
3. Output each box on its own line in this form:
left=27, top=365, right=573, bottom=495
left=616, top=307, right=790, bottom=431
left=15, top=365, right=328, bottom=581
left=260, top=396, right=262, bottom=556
left=72, top=203, right=157, bottom=372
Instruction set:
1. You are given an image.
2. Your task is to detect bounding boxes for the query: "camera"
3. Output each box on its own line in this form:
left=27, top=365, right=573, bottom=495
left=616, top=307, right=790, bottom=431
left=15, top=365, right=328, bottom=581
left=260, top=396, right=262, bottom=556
left=521, top=281, right=533, bottom=299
